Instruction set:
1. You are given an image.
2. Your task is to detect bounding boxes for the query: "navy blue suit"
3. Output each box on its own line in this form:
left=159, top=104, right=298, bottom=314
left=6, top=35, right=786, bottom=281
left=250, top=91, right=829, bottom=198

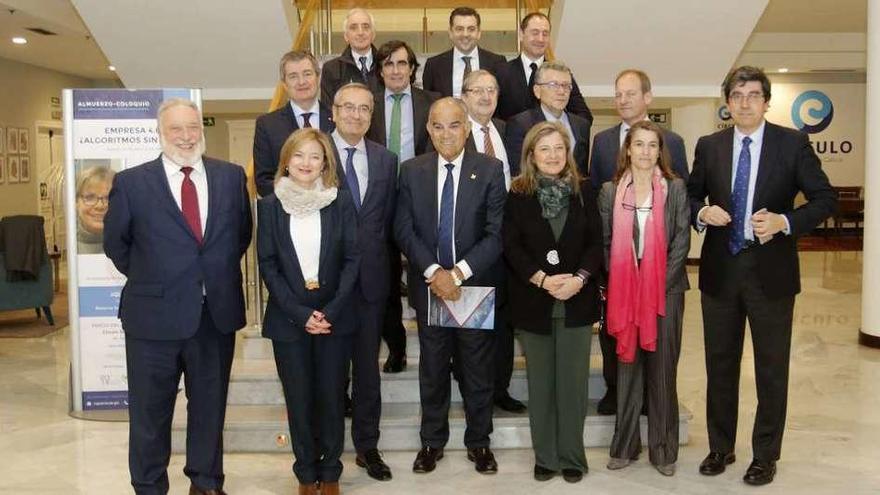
left=333, top=139, right=398, bottom=452
left=589, top=123, right=689, bottom=190
left=257, top=191, right=359, bottom=484
left=103, top=155, right=252, bottom=494
left=496, top=56, right=593, bottom=123
left=394, top=150, right=506, bottom=449
left=253, top=102, right=335, bottom=197
left=421, top=47, right=507, bottom=97
left=505, top=106, right=592, bottom=177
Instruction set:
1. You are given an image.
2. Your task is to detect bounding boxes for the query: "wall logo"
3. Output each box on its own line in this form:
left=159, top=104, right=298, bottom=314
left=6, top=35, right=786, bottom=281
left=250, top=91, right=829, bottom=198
left=791, top=90, right=834, bottom=134
left=717, top=105, right=731, bottom=121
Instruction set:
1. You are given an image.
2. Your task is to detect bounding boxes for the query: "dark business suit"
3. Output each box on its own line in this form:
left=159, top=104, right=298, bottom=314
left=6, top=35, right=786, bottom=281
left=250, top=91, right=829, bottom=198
left=465, top=118, right=506, bottom=154
left=103, top=156, right=252, bottom=495
left=320, top=45, right=384, bottom=108
left=422, top=47, right=507, bottom=97
left=687, top=121, right=836, bottom=462
left=394, top=150, right=506, bottom=449
left=257, top=191, right=359, bottom=484
left=590, top=124, right=690, bottom=190
left=505, top=106, right=591, bottom=177
left=599, top=178, right=690, bottom=466
left=496, top=56, right=593, bottom=122
left=332, top=139, right=397, bottom=453
left=253, top=102, right=335, bottom=197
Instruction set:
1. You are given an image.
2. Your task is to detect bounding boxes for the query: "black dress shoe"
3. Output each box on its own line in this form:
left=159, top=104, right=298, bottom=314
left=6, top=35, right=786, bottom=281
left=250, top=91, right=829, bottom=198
left=494, top=394, right=527, bottom=413
left=412, top=446, right=444, bottom=473
left=699, top=452, right=736, bottom=475
left=383, top=352, right=407, bottom=373
left=533, top=465, right=556, bottom=481
left=344, top=393, right=352, bottom=418
left=562, top=468, right=583, bottom=483
left=596, top=390, right=616, bottom=415
left=743, top=459, right=776, bottom=486
left=467, top=447, right=498, bottom=474
left=356, top=448, right=392, bottom=481
left=188, top=485, right=227, bottom=495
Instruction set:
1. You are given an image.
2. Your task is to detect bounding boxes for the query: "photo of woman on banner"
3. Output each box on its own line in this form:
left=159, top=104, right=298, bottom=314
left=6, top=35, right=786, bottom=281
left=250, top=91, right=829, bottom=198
left=75, top=165, right=115, bottom=254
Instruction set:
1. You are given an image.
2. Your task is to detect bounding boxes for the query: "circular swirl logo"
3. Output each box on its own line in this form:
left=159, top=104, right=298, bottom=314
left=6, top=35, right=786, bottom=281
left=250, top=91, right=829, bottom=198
left=791, top=90, right=834, bottom=134
left=717, top=105, right=731, bottom=121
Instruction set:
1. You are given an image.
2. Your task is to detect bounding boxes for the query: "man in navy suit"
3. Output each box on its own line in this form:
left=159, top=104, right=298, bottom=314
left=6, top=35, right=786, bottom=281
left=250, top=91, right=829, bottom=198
left=254, top=50, right=335, bottom=196
left=421, top=7, right=507, bottom=98
left=496, top=12, right=592, bottom=122
left=329, top=82, right=397, bottom=481
left=103, top=99, right=252, bottom=495
left=395, top=98, right=506, bottom=475
left=588, top=69, right=690, bottom=415
left=505, top=61, right=592, bottom=177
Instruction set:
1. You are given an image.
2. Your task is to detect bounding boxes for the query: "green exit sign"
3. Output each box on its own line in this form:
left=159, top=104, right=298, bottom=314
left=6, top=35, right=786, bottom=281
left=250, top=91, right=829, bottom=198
left=203, top=117, right=215, bottom=127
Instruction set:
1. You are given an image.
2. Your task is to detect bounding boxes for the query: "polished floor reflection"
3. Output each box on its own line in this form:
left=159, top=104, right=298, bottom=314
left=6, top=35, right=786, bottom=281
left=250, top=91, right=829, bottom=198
left=0, top=251, right=877, bottom=494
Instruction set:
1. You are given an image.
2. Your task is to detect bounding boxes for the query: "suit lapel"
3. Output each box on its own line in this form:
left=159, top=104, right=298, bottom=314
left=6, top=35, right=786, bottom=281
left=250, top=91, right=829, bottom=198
left=413, top=89, right=428, bottom=151
left=361, top=143, right=380, bottom=211
left=718, top=128, right=735, bottom=209
left=424, top=154, right=439, bottom=247
left=440, top=51, right=454, bottom=96
left=201, top=159, right=220, bottom=244
left=753, top=123, right=778, bottom=209
left=454, top=153, right=477, bottom=235
left=282, top=103, right=299, bottom=133
left=371, top=94, right=387, bottom=146
left=608, top=123, right=622, bottom=163
left=276, top=202, right=305, bottom=285
left=146, top=158, right=198, bottom=243
left=318, top=205, right=331, bottom=280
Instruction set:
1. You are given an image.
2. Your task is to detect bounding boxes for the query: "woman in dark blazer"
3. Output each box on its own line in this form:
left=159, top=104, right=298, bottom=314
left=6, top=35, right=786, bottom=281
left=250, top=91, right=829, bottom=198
left=257, top=128, right=359, bottom=495
left=502, top=121, right=603, bottom=483
left=599, top=120, right=690, bottom=477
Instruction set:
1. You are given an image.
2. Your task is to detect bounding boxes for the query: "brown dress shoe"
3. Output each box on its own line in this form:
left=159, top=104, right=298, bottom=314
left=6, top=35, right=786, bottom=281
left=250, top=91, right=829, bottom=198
left=320, top=481, right=340, bottom=495
left=298, top=482, right=318, bottom=495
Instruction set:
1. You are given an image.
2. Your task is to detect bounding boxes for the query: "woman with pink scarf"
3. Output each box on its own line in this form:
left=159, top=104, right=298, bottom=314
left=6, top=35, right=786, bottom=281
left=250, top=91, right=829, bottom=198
left=598, top=120, right=690, bottom=476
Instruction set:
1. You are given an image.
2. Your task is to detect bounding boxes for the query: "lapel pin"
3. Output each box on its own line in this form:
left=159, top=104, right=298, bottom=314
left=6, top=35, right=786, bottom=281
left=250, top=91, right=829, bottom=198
left=470, top=173, right=477, bottom=180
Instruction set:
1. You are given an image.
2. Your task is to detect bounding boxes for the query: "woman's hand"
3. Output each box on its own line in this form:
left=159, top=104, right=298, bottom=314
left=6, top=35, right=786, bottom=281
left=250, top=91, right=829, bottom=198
left=305, top=310, right=332, bottom=334
left=543, top=273, right=572, bottom=294
left=548, top=274, right=583, bottom=301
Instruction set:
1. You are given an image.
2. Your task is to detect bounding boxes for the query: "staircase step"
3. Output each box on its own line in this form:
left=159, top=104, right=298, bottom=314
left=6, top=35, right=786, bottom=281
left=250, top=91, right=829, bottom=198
left=170, top=400, right=691, bottom=453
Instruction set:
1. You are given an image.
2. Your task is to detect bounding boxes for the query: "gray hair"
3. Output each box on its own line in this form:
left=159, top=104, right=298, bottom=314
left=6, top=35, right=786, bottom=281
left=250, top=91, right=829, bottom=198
left=462, top=69, right=498, bottom=93
left=344, top=8, right=376, bottom=31
left=156, top=98, right=201, bottom=130
left=536, top=60, right=572, bottom=84
left=333, top=82, right=373, bottom=106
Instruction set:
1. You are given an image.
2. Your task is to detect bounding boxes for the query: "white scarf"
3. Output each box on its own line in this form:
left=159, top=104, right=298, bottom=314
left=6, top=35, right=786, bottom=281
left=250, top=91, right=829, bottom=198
left=274, top=176, right=338, bottom=218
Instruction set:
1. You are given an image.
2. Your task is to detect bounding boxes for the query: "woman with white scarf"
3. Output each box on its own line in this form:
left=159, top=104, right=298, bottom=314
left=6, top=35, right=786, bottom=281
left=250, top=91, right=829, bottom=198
left=257, top=128, right=359, bottom=495
left=598, top=120, right=690, bottom=476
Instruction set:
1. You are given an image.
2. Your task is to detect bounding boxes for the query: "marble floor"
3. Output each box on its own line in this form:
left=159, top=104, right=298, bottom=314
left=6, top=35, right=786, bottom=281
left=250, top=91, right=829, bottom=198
left=1, top=251, right=878, bottom=494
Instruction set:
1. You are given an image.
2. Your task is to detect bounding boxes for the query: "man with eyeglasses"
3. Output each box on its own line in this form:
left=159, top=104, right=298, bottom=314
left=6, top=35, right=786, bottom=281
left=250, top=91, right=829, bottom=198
left=496, top=12, right=592, bottom=123
left=505, top=61, right=591, bottom=177
left=688, top=66, right=836, bottom=486
left=367, top=40, right=440, bottom=375
left=421, top=7, right=506, bottom=98
left=254, top=50, right=335, bottom=197
left=320, top=8, right=383, bottom=108
left=588, top=69, right=689, bottom=416
left=328, top=82, right=397, bottom=482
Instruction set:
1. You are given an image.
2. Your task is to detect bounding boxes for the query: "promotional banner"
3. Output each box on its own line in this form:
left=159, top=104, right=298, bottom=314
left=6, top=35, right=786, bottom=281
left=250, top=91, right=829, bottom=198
left=64, top=89, right=200, bottom=411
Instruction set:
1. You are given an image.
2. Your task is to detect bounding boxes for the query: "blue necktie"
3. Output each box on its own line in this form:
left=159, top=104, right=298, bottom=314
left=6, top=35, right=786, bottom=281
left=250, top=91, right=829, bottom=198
left=344, top=147, right=361, bottom=210
left=729, top=136, right=752, bottom=255
left=438, top=163, right=455, bottom=269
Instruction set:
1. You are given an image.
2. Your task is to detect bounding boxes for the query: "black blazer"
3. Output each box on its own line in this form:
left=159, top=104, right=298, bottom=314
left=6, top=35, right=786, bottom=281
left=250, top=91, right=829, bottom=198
left=103, top=156, right=252, bottom=340
left=366, top=87, right=439, bottom=159
left=496, top=56, right=593, bottom=123
left=505, top=107, right=591, bottom=177
left=465, top=118, right=506, bottom=153
left=394, top=151, right=506, bottom=320
left=333, top=138, right=398, bottom=303
left=590, top=123, right=690, bottom=190
left=257, top=192, right=360, bottom=341
left=253, top=102, right=335, bottom=197
left=687, top=121, right=837, bottom=298
left=421, top=47, right=507, bottom=97
left=320, top=45, right=384, bottom=108
left=502, top=181, right=602, bottom=333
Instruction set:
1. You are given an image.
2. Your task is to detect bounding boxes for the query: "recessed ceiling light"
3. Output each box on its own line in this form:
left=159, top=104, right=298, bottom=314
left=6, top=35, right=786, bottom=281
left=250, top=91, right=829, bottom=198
left=778, top=68, right=790, bottom=73
left=11, top=37, right=27, bottom=45
left=108, top=65, right=116, bottom=71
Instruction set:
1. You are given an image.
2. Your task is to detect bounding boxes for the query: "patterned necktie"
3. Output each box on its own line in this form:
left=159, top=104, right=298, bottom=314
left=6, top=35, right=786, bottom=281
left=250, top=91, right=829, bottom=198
left=359, top=56, right=369, bottom=81
left=729, top=136, right=752, bottom=255
left=344, top=147, right=362, bottom=210
left=438, top=163, right=455, bottom=268
left=481, top=126, right=495, bottom=158
left=462, top=56, right=473, bottom=89
left=388, top=93, right=404, bottom=160
left=301, top=112, right=313, bottom=128
left=180, top=166, right=203, bottom=244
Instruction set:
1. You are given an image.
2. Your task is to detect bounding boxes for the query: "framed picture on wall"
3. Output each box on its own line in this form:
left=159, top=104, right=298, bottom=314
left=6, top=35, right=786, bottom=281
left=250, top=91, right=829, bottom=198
left=6, top=127, right=17, bottom=154
left=0, top=127, right=5, bottom=154
left=20, top=156, right=30, bottom=182
left=7, top=155, right=19, bottom=183
left=0, top=155, right=5, bottom=184
left=18, top=128, right=29, bottom=155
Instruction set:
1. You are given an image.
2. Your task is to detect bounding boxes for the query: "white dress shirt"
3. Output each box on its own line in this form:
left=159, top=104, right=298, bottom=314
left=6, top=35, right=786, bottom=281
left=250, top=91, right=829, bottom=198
left=352, top=49, right=373, bottom=72
left=541, top=105, right=576, bottom=148
left=290, top=99, right=321, bottom=129
left=520, top=53, right=545, bottom=85
left=162, top=154, right=208, bottom=235
left=423, top=150, right=473, bottom=281
left=384, top=86, right=416, bottom=162
left=452, top=47, right=480, bottom=98
left=468, top=115, right=511, bottom=190
left=331, top=130, right=369, bottom=204
left=290, top=211, right=321, bottom=283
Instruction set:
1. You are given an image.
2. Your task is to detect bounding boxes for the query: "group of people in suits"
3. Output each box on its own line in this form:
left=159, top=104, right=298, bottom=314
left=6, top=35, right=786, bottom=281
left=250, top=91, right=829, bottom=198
left=102, top=4, right=836, bottom=494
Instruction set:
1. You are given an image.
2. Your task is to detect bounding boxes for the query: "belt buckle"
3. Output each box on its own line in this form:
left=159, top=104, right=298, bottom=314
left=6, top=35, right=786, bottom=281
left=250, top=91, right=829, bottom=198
left=305, top=279, right=320, bottom=291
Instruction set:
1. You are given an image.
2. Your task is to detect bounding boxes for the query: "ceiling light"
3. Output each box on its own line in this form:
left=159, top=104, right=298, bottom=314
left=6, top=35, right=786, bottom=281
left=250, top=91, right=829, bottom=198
left=11, top=37, right=27, bottom=45
left=108, top=65, right=116, bottom=71
left=778, top=68, right=790, bottom=73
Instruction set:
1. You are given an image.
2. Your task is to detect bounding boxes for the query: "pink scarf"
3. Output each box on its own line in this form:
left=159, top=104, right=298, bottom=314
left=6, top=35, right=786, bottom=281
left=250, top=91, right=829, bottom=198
left=606, top=168, right=667, bottom=363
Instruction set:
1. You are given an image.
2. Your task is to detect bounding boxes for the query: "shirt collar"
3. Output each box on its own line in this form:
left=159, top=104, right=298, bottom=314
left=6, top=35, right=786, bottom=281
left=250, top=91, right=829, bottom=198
left=331, top=129, right=366, bottom=153
left=468, top=114, right=494, bottom=133
left=454, top=47, right=478, bottom=60
left=734, top=120, right=766, bottom=147
left=162, top=153, right=204, bottom=174
left=520, top=53, right=545, bottom=70
left=385, top=85, right=412, bottom=99
left=437, top=149, right=465, bottom=169
left=289, top=99, right=319, bottom=116
left=351, top=49, right=372, bottom=67
left=541, top=105, right=568, bottom=123
left=621, top=116, right=650, bottom=134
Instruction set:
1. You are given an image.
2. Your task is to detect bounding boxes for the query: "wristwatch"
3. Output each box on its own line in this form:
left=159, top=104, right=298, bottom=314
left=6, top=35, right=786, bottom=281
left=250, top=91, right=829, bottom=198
left=450, top=269, right=462, bottom=287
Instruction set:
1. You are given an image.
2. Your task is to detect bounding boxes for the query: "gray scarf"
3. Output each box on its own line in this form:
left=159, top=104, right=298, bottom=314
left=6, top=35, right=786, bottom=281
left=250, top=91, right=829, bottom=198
left=536, top=176, right=572, bottom=219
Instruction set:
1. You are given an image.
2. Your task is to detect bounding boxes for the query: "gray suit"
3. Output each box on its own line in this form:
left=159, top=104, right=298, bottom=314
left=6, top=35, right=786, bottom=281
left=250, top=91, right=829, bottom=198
left=590, top=124, right=689, bottom=190
left=598, top=178, right=690, bottom=466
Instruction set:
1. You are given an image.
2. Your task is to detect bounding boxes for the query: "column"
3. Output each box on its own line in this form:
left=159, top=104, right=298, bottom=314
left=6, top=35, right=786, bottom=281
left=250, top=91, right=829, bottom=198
left=861, top=0, right=880, bottom=348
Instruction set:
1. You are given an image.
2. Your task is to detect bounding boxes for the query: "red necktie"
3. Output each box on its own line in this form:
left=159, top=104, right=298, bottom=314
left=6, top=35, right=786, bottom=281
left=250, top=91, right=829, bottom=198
left=180, top=166, right=203, bottom=244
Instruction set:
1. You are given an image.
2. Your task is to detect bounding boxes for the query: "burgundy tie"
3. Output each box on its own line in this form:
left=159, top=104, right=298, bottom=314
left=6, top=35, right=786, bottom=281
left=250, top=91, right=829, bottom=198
left=180, top=167, right=203, bottom=244
left=481, top=126, right=496, bottom=158
left=301, top=112, right=313, bottom=128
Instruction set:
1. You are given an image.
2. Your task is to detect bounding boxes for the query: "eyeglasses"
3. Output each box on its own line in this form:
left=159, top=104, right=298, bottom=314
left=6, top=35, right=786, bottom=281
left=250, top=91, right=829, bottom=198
left=79, top=194, right=109, bottom=207
left=464, top=87, right=498, bottom=97
left=334, top=103, right=372, bottom=115
left=536, top=81, right=573, bottom=92
left=728, top=92, right=765, bottom=104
